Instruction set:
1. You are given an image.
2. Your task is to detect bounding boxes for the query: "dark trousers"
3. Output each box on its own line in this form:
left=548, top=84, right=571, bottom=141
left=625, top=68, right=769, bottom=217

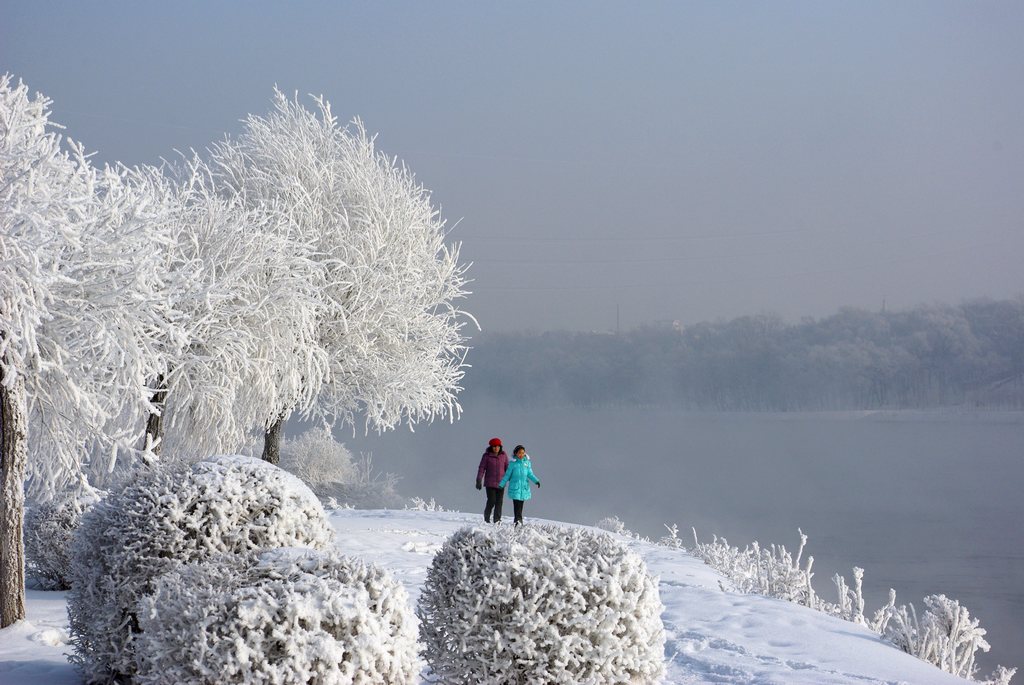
left=512, top=499, right=525, bottom=525
left=484, top=487, right=504, bottom=523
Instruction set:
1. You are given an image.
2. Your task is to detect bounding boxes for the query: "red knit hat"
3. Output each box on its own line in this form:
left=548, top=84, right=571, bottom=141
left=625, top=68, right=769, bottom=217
left=488, top=437, right=502, bottom=447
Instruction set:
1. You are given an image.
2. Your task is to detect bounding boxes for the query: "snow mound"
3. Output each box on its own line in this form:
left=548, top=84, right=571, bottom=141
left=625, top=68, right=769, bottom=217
left=135, top=548, right=418, bottom=684
left=417, top=524, right=665, bottom=684
left=67, top=455, right=335, bottom=683
left=29, top=628, right=68, bottom=647
left=24, top=487, right=104, bottom=590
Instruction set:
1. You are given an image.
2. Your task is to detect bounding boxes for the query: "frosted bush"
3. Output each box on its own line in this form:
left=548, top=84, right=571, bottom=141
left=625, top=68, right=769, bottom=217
left=418, top=525, right=665, bottom=685
left=658, top=523, right=685, bottom=549
left=691, top=528, right=817, bottom=607
left=279, top=427, right=357, bottom=488
left=324, top=496, right=354, bottom=511
left=406, top=497, right=447, bottom=512
left=24, top=486, right=104, bottom=590
left=690, top=527, right=1016, bottom=683
left=68, top=455, right=335, bottom=683
left=313, top=452, right=404, bottom=509
left=884, top=594, right=1016, bottom=684
left=281, top=434, right=403, bottom=509
left=135, top=548, right=418, bottom=685
left=595, top=515, right=633, bottom=537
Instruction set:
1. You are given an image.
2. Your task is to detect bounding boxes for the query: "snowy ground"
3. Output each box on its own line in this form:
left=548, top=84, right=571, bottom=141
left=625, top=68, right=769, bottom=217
left=0, top=508, right=970, bottom=684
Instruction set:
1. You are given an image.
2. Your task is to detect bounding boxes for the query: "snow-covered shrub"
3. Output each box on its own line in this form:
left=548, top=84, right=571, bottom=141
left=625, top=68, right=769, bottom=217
left=691, top=528, right=818, bottom=607
left=135, top=548, right=418, bottom=685
left=313, top=451, right=404, bottom=509
left=280, top=432, right=403, bottom=509
left=883, top=594, right=1016, bottom=684
left=658, top=523, right=685, bottom=549
left=24, top=486, right=104, bottom=590
left=279, top=427, right=357, bottom=488
left=406, top=497, right=447, bottom=512
left=595, top=515, right=633, bottom=537
left=418, top=525, right=665, bottom=685
left=690, top=526, right=1016, bottom=683
left=67, top=455, right=335, bottom=683
left=324, top=496, right=354, bottom=511
left=829, top=566, right=873, bottom=626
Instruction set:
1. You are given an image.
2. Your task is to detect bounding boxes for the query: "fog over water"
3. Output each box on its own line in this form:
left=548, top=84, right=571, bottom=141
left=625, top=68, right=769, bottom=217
left=336, top=405, right=1024, bottom=672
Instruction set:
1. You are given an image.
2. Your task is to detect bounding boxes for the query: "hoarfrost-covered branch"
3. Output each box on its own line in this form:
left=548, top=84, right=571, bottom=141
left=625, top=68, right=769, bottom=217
left=208, top=90, right=473, bottom=459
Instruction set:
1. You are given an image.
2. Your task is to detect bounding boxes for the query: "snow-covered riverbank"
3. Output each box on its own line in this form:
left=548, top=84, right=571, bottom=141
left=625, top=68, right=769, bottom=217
left=0, top=508, right=971, bottom=684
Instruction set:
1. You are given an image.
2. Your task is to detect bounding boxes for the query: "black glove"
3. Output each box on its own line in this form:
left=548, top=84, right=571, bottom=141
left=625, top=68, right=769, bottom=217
left=536, top=482, right=541, bottom=488
left=475, top=480, right=482, bottom=490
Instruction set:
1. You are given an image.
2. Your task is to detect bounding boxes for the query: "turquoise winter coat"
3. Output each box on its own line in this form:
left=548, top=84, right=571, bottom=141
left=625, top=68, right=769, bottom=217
left=499, top=456, right=540, bottom=501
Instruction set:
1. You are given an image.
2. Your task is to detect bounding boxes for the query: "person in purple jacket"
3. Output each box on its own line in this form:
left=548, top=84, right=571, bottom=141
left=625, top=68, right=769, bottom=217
left=476, top=437, right=509, bottom=524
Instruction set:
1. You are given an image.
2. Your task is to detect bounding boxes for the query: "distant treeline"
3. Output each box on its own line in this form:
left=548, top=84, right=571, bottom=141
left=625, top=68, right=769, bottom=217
left=464, top=299, right=1024, bottom=410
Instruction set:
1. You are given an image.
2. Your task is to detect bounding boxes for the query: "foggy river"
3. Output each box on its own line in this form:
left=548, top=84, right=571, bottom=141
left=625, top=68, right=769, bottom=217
left=338, top=406, right=1024, bottom=672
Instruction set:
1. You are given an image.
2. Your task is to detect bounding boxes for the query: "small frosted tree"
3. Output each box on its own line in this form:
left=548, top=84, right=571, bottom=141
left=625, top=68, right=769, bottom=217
left=209, top=90, right=472, bottom=462
left=1, top=75, right=176, bottom=626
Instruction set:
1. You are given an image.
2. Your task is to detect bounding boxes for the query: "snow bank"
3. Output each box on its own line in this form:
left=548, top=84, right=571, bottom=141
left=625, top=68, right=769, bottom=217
left=67, top=455, right=334, bottom=682
left=417, top=524, right=665, bottom=684
left=3, top=508, right=1000, bottom=685
left=135, top=548, right=418, bottom=684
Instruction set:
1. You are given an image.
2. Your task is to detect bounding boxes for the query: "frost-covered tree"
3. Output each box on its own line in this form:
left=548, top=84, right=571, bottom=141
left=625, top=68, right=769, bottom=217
left=126, top=160, right=327, bottom=459
left=1, top=75, right=177, bottom=626
left=208, top=90, right=471, bottom=462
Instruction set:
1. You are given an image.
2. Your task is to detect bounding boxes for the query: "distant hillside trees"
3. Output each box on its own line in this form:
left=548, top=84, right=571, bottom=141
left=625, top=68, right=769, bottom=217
left=466, top=300, right=1024, bottom=410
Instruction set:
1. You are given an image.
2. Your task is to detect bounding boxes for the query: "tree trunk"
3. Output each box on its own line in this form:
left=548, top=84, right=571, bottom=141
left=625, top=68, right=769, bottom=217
left=261, top=415, right=284, bottom=465
left=143, top=375, right=167, bottom=455
left=0, top=361, right=28, bottom=627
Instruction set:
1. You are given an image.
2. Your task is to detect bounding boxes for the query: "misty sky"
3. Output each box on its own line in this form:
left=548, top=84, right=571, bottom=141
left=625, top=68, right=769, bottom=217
left=3, top=1, right=1022, bottom=332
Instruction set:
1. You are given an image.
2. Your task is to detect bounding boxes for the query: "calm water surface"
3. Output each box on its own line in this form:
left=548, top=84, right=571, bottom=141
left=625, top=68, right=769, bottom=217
left=340, top=407, right=1024, bottom=672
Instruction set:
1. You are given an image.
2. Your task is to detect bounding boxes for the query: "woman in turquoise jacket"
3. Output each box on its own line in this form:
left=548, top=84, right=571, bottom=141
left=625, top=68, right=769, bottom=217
left=498, top=445, right=540, bottom=526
